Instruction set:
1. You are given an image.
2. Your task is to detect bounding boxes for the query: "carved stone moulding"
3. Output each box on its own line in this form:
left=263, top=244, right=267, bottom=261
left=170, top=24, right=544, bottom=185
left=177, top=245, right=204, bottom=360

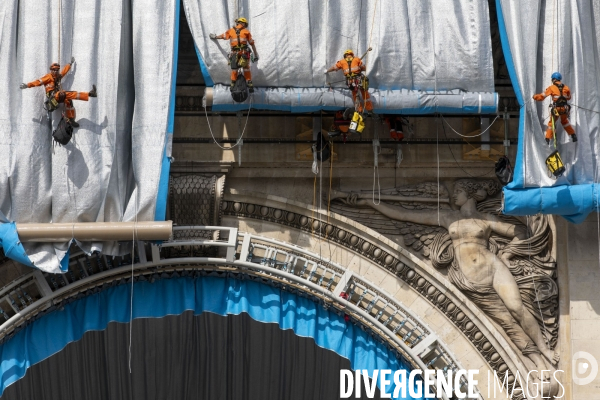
left=222, top=200, right=513, bottom=379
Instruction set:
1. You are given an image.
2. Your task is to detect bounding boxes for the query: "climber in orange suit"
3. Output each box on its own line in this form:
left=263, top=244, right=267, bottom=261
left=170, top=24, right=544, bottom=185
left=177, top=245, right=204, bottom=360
left=532, top=71, right=577, bottom=144
left=210, top=17, right=259, bottom=92
left=326, top=49, right=373, bottom=114
left=20, top=57, right=97, bottom=128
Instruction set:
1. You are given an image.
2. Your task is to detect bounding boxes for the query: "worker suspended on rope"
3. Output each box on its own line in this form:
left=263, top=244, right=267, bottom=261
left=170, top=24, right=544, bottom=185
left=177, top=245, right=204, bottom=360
left=210, top=17, right=259, bottom=93
left=384, top=115, right=408, bottom=141
left=533, top=72, right=577, bottom=144
left=20, top=58, right=97, bottom=128
left=325, top=49, right=373, bottom=114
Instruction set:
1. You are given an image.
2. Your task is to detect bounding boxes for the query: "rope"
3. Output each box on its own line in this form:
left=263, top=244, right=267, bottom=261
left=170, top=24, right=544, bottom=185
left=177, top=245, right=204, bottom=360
left=327, top=141, right=333, bottom=234
left=356, top=0, right=363, bottom=51
left=440, top=117, right=496, bottom=178
left=525, top=216, right=550, bottom=350
left=203, top=95, right=252, bottom=149
left=441, top=114, right=501, bottom=138
left=129, top=226, right=134, bottom=373
left=58, top=0, right=62, bottom=63
left=69, top=0, right=75, bottom=58
left=311, top=174, right=317, bottom=236
left=372, top=123, right=381, bottom=205
left=128, top=190, right=138, bottom=374
left=362, top=0, right=379, bottom=70
left=571, top=103, right=600, bottom=115
left=429, top=1, right=438, bottom=101
left=436, top=117, right=440, bottom=226
left=551, top=0, right=556, bottom=72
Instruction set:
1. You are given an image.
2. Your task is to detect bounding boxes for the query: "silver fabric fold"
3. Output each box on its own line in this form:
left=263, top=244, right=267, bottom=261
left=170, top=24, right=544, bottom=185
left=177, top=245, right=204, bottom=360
left=184, top=0, right=494, bottom=92
left=499, top=0, right=600, bottom=187
left=0, top=0, right=177, bottom=273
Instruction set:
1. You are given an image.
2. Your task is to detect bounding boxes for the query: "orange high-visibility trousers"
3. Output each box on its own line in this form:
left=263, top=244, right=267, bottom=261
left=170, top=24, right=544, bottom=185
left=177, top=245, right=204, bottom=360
left=352, top=88, right=373, bottom=113
left=230, top=67, right=251, bottom=82
left=56, top=91, right=90, bottom=120
left=546, top=112, right=575, bottom=139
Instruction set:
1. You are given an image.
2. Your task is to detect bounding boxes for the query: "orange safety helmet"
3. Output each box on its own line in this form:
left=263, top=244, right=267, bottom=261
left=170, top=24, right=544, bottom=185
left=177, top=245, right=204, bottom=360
left=49, top=63, right=60, bottom=71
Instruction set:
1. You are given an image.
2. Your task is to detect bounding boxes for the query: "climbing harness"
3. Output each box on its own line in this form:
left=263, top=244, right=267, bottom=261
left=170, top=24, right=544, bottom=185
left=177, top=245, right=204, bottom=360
left=44, top=91, right=61, bottom=113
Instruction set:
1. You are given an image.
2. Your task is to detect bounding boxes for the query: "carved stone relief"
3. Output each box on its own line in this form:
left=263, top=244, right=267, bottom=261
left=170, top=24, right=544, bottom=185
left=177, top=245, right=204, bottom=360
left=330, top=179, right=559, bottom=396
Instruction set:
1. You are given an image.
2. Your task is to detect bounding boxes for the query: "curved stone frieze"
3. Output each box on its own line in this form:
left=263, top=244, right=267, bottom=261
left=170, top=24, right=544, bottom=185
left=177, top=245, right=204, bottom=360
left=221, top=190, right=559, bottom=399
left=333, top=181, right=559, bottom=378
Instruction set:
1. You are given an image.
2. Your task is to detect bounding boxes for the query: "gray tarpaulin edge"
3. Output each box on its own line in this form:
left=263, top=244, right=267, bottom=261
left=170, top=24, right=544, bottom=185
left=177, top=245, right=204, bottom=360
left=203, top=85, right=499, bottom=114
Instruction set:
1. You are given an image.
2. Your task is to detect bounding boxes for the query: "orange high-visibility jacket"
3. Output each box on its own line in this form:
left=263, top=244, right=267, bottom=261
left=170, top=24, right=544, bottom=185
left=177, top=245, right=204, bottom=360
left=533, top=82, right=572, bottom=103
left=26, top=64, right=71, bottom=93
left=333, top=57, right=365, bottom=77
left=223, top=24, right=254, bottom=48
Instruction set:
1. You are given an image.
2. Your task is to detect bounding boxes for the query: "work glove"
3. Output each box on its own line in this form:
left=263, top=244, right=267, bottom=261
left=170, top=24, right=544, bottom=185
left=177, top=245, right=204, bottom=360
left=71, top=56, right=75, bottom=64
left=253, top=54, right=259, bottom=62
left=209, top=33, right=217, bottom=39
left=19, top=83, right=27, bottom=89
left=324, top=70, right=329, bottom=74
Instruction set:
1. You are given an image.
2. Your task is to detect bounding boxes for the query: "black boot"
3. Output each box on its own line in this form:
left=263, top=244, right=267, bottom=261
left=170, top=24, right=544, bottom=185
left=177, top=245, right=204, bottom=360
left=247, top=80, right=254, bottom=93
left=571, top=133, right=578, bottom=142
left=545, top=138, right=550, bottom=145
left=89, top=85, right=97, bottom=98
left=69, top=119, right=80, bottom=128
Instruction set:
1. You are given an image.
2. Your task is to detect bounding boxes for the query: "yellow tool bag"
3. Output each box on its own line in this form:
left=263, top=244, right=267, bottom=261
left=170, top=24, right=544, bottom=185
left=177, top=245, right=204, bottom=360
left=348, top=112, right=365, bottom=134
left=545, top=150, right=565, bottom=177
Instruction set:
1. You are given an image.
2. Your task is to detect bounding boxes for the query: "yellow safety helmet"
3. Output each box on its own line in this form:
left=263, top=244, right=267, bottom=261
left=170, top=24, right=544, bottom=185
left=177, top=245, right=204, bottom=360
left=235, top=17, right=248, bottom=24
left=344, top=49, right=354, bottom=56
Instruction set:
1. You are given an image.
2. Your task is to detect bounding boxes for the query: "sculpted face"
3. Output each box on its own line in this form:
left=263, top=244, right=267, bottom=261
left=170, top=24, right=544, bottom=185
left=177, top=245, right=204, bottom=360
left=453, top=188, right=468, bottom=207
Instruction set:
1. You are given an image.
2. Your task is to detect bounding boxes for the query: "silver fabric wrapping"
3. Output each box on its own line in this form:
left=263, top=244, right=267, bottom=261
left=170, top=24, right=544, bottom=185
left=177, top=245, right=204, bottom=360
left=499, top=0, right=600, bottom=187
left=184, top=0, right=494, bottom=92
left=207, top=85, right=498, bottom=113
left=0, top=0, right=177, bottom=273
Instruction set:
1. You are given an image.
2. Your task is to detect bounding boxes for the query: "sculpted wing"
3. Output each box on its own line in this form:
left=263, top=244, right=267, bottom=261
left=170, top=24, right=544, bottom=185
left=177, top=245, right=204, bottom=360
left=330, top=183, right=450, bottom=256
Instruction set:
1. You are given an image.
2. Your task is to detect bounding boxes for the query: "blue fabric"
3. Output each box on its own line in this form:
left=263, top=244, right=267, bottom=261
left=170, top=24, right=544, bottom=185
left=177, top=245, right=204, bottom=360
left=195, top=43, right=214, bottom=87
left=0, top=222, right=33, bottom=268
left=0, top=277, right=422, bottom=399
left=504, top=184, right=600, bottom=224
left=496, top=0, right=597, bottom=222
left=496, top=0, right=525, bottom=189
left=59, top=246, right=71, bottom=273
left=154, top=0, right=180, bottom=221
